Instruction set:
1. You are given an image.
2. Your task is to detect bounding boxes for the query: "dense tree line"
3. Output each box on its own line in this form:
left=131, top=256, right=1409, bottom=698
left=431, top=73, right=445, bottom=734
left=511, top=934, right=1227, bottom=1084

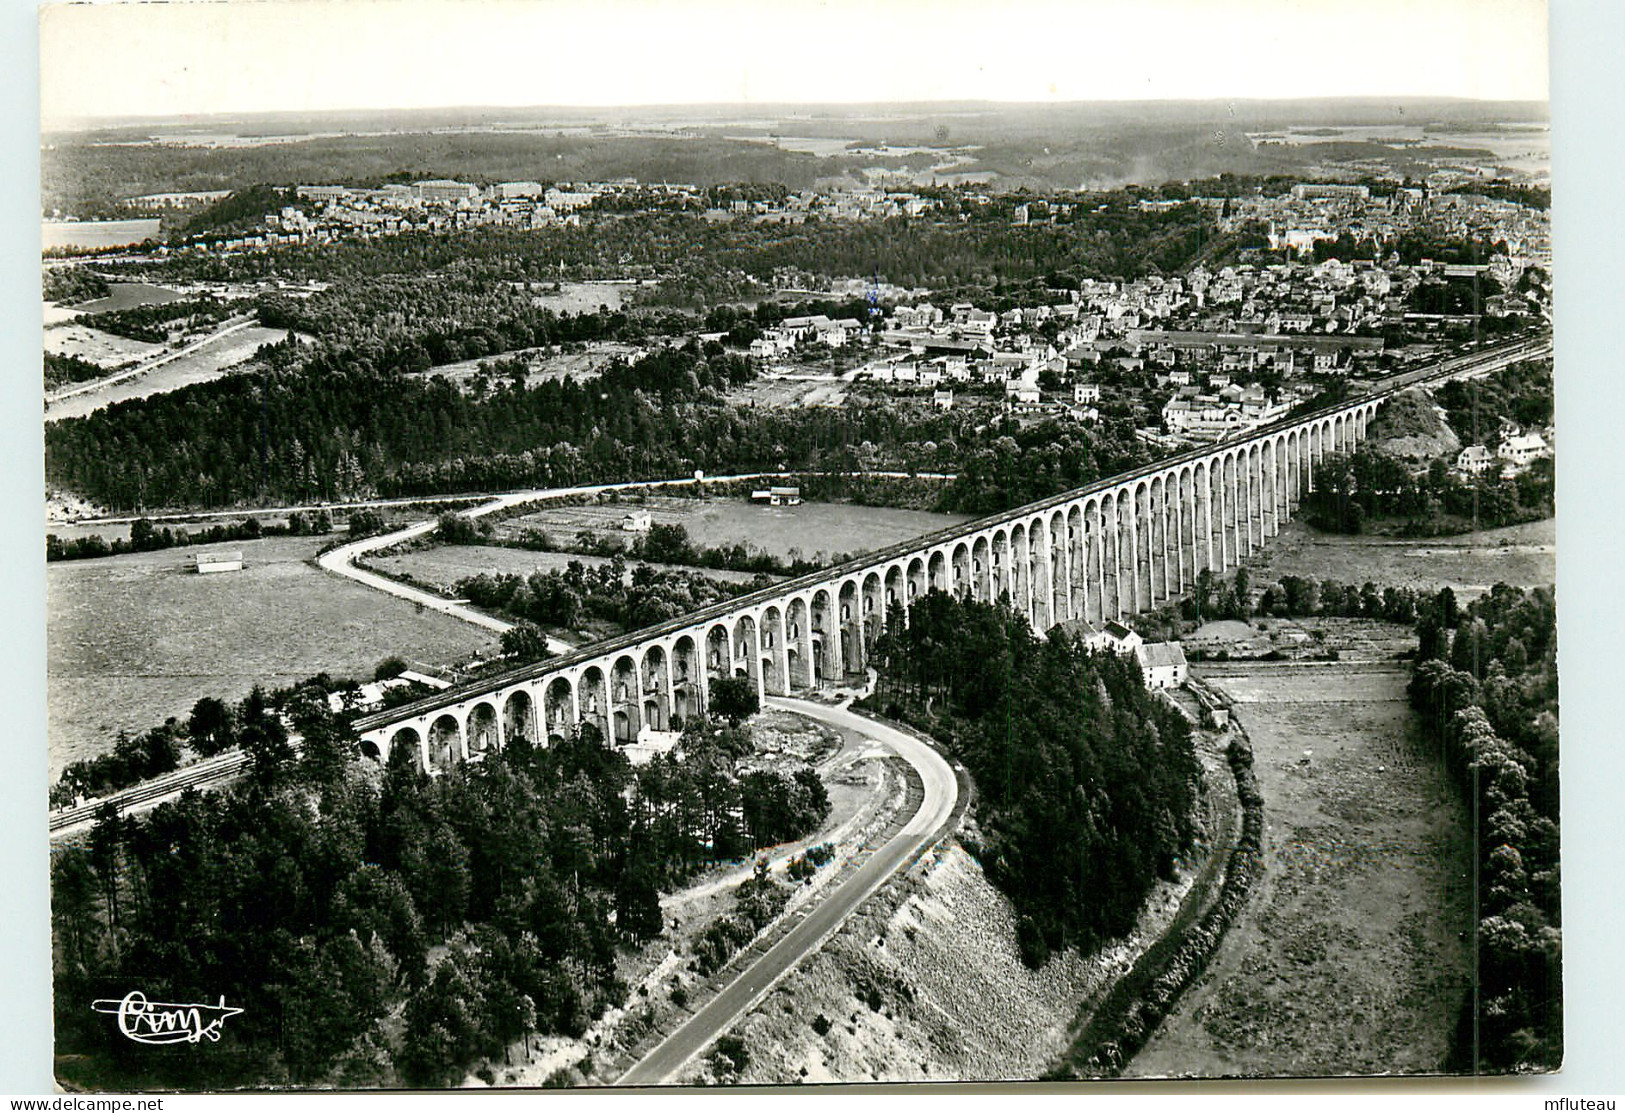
left=52, top=723, right=183, bottom=807
left=41, top=134, right=844, bottom=222
left=49, top=335, right=1141, bottom=515
left=44, top=350, right=110, bottom=391
left=1446, top=181, right=1551, bottom=211
left=1304, top=448, right=1553, bottom=535
left=452, top=556, right=771, bottom=636
left=46, top=343, right=746, bottom=509
left=47, top=511, right=333, bottom=563
left=1407, top=584, right=1560, bottom=1072
left=53, top=678, right=331, bottom=807
left=108, top=191, right=1219, bottom=293
left=1255, top=574, right=1422, bottom=624
left=52, top=703, right=830, bottom=1089
left=1300, top=361, right=1554, bottom=539
left=1435, top=358, right=1553, bottom=444
left=179, top=185, right=300, bottom=239
left=936, top=418, right=1151, bottom=516
left=511, top=521, right=840, bottom=580
left=864, top=592, right=1201, bottom=963
left=81, top=295, right=236, bottom=343
left=42, top=264, right=111, bottom=305
left=255, top=273, right=696, bottom=373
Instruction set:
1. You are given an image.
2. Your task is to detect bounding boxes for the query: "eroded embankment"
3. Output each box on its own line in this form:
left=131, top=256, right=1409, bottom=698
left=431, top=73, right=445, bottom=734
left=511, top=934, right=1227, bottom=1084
left=690, top=729, right=1236, bottom=1085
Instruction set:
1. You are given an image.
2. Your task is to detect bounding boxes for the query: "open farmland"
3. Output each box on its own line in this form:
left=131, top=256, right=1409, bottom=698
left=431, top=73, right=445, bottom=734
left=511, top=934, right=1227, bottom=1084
left=42, top=322, right=162, bottom=367
left=369, top=543, right=775, bottom=592
left=47, top=535, right=497, bottom=777
left=1250, top=518, right=1554, bottom=600
left=497, top=496, right=973, bottom=565
left=405, top=339, right=644, bottom=392
left=528, top=280, right=633, bottom=313
left=1126, top=663, right=1473, bottom=1079
left=45, top=324, right=297, bottom=421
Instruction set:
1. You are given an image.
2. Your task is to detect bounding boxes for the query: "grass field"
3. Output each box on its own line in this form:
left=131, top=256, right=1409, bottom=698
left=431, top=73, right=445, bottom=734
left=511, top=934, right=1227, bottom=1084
left=499, top=497, right=973, bottom=565
left=73, top=282, right=189, bottom=314
left=528, top=280, right=631, bottom=313
left=369, top=544, right=775, bottom=592
left=45, top=325, right=295, bottom=422
left=42, top=322, right=162, bottom=367
left=726, top=374, right=851, bottom=409
left=47, top=535, right=497, bottom=777
left=1250, top=518, right=1554, bottom=600
left=405, top=339, right=643, bottom=392
left=1126, top=663, right=1473, bottom=1078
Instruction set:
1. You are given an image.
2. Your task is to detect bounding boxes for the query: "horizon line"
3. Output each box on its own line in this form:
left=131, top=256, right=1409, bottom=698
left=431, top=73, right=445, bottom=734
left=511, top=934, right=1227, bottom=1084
left=42, top=93, right=1552, bottom=134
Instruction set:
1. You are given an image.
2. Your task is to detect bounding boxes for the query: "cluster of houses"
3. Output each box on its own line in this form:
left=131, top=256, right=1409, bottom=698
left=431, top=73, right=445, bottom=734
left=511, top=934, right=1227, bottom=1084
left=701, top=187, right=936, bottom=224
left=748, top=314, right=867, bottom=359
left=1161, top=382, right=1292, bottom=442
left=1059, top=618, right=1190, bottom=691
left=1205, top=180, right=1552, bottom=275
left=1455, top=427, right=1554, bottom=479
left=832, top=275, right=1379, bottom=432
left=160, top=177, right=942, bottom=257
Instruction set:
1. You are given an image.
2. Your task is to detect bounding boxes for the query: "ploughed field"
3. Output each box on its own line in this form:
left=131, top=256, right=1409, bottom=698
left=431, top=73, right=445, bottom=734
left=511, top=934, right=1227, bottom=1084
left=1126, top=662, right=1473, bottom=1078
left=1250, top=518, right=1554, bottom=601
left=496, top=497, right=974, bottom=565
left=47, top=535, right=497, bottom=777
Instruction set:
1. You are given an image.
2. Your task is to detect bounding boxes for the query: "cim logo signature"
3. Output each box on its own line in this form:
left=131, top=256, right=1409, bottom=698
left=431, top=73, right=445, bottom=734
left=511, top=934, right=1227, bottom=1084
left=92, top=991, right=244, bottom=1045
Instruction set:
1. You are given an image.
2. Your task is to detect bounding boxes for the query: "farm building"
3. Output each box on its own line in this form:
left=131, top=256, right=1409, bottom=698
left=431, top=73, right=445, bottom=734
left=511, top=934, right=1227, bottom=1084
left=188, top=551, right=244, bottom=574
left=1136, top=641, right=1190, bottom=690
left=750, top=486, right=802, bottom=507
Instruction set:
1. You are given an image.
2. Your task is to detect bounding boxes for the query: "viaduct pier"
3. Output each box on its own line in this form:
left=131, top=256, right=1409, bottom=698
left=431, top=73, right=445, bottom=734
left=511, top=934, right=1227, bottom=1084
left=353, top=334, right=1551, bottom=770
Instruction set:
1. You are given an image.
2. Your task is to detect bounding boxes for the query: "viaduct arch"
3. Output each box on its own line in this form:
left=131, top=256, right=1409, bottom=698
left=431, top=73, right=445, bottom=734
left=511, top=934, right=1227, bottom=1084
left=354, top=335, right=1549, bottom=768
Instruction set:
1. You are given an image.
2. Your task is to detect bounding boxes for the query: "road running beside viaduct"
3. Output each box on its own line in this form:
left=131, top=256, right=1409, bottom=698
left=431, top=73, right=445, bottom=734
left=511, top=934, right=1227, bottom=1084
left=615, top=696, right=960, bottom=1087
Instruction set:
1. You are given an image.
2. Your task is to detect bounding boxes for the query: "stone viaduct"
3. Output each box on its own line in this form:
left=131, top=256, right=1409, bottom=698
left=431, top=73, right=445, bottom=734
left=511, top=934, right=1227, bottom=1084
left=353, top=334, right=1551, bottom=771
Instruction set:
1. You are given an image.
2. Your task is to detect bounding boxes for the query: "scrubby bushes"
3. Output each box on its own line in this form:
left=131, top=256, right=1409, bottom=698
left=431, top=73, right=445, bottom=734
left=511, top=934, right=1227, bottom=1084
left=1051, top=732, right=1263, bottom=1079
left=691, top=860, right=789, bottom=977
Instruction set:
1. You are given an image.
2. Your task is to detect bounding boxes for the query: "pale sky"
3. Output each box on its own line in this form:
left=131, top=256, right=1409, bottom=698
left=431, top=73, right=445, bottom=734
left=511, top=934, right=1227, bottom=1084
left=39, top=0, right=1548, bottom=126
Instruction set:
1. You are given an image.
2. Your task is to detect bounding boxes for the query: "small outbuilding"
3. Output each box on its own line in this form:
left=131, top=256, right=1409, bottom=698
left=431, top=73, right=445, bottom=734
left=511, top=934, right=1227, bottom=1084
left=750, top=486, right=802, bottom=507
left=188, top=550, right=244, bottom=574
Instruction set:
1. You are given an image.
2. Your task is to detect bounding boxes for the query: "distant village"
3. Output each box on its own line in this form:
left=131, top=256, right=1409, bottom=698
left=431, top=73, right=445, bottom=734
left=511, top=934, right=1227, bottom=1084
left=118, top=173, right=1549, bottom=454
left=766, top=241, right=1546, bottom=447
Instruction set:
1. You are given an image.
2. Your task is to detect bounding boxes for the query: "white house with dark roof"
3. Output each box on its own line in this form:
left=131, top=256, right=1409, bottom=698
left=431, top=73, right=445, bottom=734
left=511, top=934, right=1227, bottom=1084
left=1135, top=641, right=1189, bottom=689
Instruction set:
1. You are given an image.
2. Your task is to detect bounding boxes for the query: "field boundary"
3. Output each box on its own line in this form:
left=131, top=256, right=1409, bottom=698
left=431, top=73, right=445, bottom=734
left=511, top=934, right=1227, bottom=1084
left=1048, top=692, right=1265, bottom=1080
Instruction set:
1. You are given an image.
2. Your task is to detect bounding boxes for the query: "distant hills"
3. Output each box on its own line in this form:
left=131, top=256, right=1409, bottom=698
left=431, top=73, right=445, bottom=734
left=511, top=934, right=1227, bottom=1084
left=42, top=98, right=1548, bottom=219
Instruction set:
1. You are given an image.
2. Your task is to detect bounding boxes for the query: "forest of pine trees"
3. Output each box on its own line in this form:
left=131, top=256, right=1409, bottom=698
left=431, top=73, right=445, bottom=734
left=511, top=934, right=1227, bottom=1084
left=864, top=591, right=1202, bottom=963
left=52, top=701, right=830, bottom=1090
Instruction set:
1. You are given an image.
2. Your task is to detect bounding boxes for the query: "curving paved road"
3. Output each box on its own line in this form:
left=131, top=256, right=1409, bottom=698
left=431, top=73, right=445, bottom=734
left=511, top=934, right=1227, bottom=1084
left=615, top=696, right=959, bottom=1087
left=316, top=471, right=957, bottom=654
